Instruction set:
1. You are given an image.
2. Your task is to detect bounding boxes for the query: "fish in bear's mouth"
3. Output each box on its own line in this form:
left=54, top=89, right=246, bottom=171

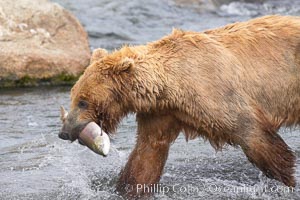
left=58, top=106, right=110, bottom=157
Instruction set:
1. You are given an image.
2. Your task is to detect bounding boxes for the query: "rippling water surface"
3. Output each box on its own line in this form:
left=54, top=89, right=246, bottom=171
left=1, top=0, right=300, bottom=199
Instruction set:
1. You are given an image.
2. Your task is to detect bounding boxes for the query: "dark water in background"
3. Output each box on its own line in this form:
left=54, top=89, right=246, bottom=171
left=1, top=0, right=300, bottom=199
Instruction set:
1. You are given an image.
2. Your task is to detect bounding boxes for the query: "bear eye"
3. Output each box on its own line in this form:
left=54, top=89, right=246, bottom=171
left=78, top=100, right=88, bottom=109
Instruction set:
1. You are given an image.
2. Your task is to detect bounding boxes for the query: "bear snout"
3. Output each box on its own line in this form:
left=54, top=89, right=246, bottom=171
left=58, top=131, right=69, bottom=140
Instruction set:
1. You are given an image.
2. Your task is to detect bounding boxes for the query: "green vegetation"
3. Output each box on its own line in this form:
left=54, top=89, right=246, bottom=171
left=0, top=73, right=81, bottom=88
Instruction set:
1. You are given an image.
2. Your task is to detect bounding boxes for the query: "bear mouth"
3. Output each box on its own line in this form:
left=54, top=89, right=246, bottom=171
left=97, top=117, right=119, bottom=135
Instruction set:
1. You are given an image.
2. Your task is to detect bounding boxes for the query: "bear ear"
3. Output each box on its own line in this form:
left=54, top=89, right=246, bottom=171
left=113, top=57, right=134, bottom=74
left=90, top=48, right=108, bottom=63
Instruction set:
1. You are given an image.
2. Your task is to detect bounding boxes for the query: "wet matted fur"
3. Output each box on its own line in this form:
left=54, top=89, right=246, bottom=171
left=68, top=15, right=300, bottom=198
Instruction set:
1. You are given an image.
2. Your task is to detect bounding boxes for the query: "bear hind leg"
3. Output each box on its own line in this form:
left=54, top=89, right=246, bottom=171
left=238, top=116, right=296, bottom=187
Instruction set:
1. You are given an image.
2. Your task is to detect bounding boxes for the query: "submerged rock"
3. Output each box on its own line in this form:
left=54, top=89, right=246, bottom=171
left=0, top=0, right=91, bottom=87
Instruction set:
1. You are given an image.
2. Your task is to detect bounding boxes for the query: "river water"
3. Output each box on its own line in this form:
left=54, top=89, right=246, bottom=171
left=1, top=0, right=300, bottom=199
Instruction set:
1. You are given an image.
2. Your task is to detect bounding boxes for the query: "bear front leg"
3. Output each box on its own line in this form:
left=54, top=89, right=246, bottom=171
left=238, top=113, right=296, bottom=187
left=116, top=113, right=181, bottom=199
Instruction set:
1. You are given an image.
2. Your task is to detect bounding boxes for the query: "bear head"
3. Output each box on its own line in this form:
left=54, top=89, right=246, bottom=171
left=59, top=48, right=137, bottom=142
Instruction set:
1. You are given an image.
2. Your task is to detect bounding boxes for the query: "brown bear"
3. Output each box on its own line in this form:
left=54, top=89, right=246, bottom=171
left=59, top=15, right=300, bottom=198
